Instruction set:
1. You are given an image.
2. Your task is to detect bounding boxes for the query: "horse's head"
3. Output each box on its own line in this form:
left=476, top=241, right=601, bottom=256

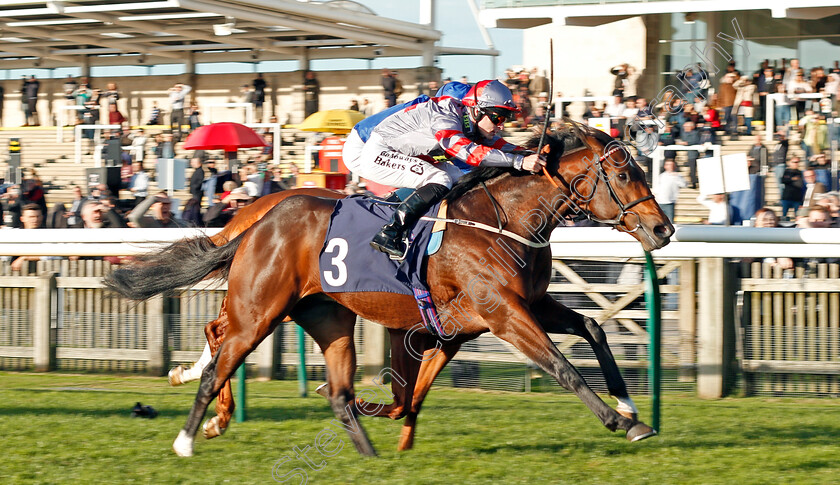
left=537, top=122, right=674, bottom=251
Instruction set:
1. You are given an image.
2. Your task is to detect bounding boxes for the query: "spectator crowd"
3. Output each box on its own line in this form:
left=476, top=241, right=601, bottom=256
left=2, top=57, right=840, bottom=244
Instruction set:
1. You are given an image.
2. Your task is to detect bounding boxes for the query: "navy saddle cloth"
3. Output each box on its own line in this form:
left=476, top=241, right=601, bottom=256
left=318, top=196, right=439, bottom=295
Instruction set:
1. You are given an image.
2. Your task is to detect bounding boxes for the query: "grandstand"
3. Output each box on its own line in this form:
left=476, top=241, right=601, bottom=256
left=0, top=124, right=311, bottom=207
left=0, top=117, right=800, bottom=223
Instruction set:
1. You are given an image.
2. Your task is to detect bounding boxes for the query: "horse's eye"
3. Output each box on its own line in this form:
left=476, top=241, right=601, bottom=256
left=617, top=172, right=628, bottom=182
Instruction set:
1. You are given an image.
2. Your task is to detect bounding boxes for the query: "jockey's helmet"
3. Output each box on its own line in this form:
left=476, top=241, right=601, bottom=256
left=462, top=80, right=520, bottom=113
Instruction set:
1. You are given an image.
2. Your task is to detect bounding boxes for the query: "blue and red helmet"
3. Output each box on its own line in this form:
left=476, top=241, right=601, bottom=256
left=462, top=80, right=520, bottom=112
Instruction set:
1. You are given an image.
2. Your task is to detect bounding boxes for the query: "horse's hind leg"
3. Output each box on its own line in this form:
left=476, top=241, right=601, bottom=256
left=203, top=308, right=233, bottom=439
left=398, top=337, right=462, bottom=451
left=531, top=294, right=639, bottom=421
left=173, top=295, right=290, bottom=456
left=169, top=298, right=230, bottom=386
left=292, top=302, right=377, bottom=456
left=488, top=300, right=655, bottom=442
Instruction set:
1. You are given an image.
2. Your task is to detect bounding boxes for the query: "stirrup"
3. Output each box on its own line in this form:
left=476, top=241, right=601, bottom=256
left=370, top=234, right=409, bottom=261
left=387, top=242, right=409, bottom=262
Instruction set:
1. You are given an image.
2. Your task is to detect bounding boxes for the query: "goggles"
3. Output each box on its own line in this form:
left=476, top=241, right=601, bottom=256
left=481, top=107, right=513, bottom=125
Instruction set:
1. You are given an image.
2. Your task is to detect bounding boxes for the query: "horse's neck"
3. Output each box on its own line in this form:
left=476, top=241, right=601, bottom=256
left=453, top=172, right=571, bottom=243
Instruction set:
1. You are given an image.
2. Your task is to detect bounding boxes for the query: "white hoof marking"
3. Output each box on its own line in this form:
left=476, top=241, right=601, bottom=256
left=168, top=366, right=185, bottom=387
left=315, top=383, right=330, bottom=398
left=203, top=417, right=227, bottom=439
left=173, top=430, right=195, bottom=457
left=615, top=396, right=639, bottom=416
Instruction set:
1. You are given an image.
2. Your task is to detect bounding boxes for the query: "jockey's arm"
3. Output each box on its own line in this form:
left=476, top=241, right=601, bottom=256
left=431, top=106, right=527, bottom=169
left=487, top=134, right=544, bottom=172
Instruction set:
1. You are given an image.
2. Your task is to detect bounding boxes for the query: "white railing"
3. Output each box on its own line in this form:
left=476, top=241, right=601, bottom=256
left=56, top=105, right=86, bottom=143
left=554, top=96, right=615, bottom=119
left=650, top=144, right=721, bottom=189
left=205, top=102, right=254, bottom=124
left=2, top=226, right=840, bottom=258
left=764, top=92, right=832, bottom=141
left=244, top=122, right=281, bottom=165
left=0, top=228, right=222, bottom=257
left=74, top=124, right=121, bottom=165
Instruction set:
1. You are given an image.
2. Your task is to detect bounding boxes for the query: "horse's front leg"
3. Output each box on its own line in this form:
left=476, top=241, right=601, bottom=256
left=531, top=294, right=639, bottom=421
left=488, top=300, right=655, bottom=442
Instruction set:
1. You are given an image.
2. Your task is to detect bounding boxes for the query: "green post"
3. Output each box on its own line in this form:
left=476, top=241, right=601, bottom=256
left=643, top=251, right=661, bottom=432
left=235, top=364, right=246, bottom=422
left=297, top=325, right=307, bottom=397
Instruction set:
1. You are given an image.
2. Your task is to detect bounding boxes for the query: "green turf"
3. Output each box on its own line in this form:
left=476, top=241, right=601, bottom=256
left=2, top=371, right=839, bottom=484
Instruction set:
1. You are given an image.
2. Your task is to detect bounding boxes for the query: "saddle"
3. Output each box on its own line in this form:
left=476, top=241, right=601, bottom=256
left=319, top=195, right=449, bottom=336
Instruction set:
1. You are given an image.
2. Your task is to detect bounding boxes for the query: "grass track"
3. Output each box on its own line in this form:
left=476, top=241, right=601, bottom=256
left=2, top=371, right=840, bottom=484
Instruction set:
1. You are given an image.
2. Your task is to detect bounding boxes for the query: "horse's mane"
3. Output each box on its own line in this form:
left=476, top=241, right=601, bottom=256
left=444, top=120, right=604, bottom=202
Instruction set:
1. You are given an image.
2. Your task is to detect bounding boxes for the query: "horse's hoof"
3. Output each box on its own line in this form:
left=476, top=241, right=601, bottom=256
left=626, top=422, right=657, bottom=442
left=173, top=430, right=194, bottom=457
left=617, top=409, right=638, bottom=422
left=168, top=366, right=186, bottom=387
left=315, top=383, right=330, bottom=398
left=203, top=416, right=227, bottom=440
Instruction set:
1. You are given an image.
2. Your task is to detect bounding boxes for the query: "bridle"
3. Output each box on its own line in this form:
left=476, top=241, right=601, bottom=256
left=540, top=130, right=655, bottom=234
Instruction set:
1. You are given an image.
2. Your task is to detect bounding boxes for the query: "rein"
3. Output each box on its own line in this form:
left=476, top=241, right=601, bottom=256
left=419, top=179, right=548, bottom=249
left=419, top=214, right=550, bottom=248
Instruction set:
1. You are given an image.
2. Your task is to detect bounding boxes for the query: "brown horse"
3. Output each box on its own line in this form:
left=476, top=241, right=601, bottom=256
left=171, top=188, right=633, bottom=451
left=106, top=123, right=673, bottom=457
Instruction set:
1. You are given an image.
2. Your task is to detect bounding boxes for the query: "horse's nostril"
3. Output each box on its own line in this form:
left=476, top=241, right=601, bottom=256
left=654, top=224, right=673, bottom=239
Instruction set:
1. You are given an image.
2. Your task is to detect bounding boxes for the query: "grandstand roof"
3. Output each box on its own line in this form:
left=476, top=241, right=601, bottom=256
left=0, top=0, right=479, bottom=69
left=480, top=0, right=840, bottom=28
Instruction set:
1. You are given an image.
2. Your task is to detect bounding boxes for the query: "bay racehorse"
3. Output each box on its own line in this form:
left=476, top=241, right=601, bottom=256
left=105, top=122, right=673, bottom=457
left=168, top=187, right=629, bottom=451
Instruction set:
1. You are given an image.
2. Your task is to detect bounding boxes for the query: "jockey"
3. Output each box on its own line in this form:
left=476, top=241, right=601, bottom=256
left=341, top=82, right=471, bottom=175
left=351, top=79, right=544, bottom=260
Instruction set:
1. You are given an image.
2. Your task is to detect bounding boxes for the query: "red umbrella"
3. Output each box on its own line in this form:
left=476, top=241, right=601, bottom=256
left=183, top=122, right=266, bottom=151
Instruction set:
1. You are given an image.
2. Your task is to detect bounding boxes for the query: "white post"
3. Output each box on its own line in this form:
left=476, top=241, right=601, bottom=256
left=304, top=145, right=313, bottom=173
left=651, top=146, right=663, bottom=190
left=697, top=257, right=735, bottom=398
left=33, top=273, right=56, bottom=372
left=256, top=330, right=275, bottom=380
left=362, top=317, right=389, bottom=381
left=765, top=93, right=777, bottom=142
left=273, top=125, right=280, bottom=164
left=94, top=144, right=103, bottom=168
left=167, top=159, right=175, bottom=197
left=146, top=295, right=166, bottom=376
left=57, top=106, right=84, bottom=143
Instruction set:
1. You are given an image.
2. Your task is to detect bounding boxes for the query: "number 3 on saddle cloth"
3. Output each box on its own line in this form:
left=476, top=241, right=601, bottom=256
left=319, top=195, right=447, bottom=336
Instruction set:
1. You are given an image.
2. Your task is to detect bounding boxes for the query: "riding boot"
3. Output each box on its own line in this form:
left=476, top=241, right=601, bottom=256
left=371, top=183, right=449, bottom=260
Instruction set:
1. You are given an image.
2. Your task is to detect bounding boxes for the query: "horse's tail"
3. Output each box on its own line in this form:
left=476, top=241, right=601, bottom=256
left=104, top=232, right=246, bottom=301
